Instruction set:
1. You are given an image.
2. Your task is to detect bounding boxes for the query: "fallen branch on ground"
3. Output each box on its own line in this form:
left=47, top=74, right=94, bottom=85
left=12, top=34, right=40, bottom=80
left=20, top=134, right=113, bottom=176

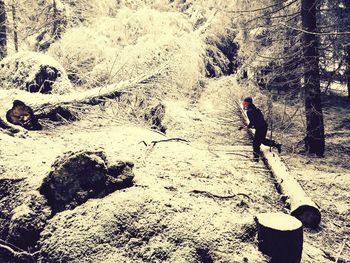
left=140, top=138, right=190, bottom=147
left=139, top=137, right=190, bottom=161
left=234, top=166, right=270, bottom=172
left=335, top=238, right=347, bottom=263
left=35, top=65, right=167, bottom=120
left=321, top=250, right=336, bottom=262
left=0, top=241, right=38, bottom=261
left=207, top=145, right=220, bottom=157
left=190, top=189, right=253, bottom=201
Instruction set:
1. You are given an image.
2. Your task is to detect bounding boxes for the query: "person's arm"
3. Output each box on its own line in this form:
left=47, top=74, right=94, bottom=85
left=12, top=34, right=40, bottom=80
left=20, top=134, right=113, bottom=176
left=247, top=110, right=255, bottom=128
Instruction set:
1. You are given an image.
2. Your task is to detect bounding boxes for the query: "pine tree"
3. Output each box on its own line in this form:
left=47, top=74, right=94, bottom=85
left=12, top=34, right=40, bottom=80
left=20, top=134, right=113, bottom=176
left=301, top=0, right=325, bottom=156
left=342, top=0, right=350, bottom=99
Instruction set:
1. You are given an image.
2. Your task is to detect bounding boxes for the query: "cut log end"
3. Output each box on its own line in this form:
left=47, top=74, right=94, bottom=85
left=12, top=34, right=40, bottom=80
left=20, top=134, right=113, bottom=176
left=257, top=212, right=302, bottom=231
left=256, top=212, right=303, bottom=263
left=291, top=205, right=321, bottom=228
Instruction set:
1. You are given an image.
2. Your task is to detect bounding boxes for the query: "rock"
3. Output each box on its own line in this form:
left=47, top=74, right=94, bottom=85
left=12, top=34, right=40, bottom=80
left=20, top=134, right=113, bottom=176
left=7, top=191, right=51, bottom=250
left=144, top=103, right=167, bottom=133
left=0, top=178, right=26, bottom=245
left=106, top=161, right=134, bottom=190
left=40, top=150, right=134, bottom=213
left=0, top=51, right=72, bottom=94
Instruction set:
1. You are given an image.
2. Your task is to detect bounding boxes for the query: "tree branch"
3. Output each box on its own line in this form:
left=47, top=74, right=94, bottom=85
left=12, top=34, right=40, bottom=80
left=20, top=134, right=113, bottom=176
left=190, top=189, right=253, bottom=201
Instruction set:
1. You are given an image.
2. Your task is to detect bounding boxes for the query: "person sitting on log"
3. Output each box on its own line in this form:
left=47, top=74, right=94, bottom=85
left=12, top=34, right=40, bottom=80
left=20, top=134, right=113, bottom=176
left=243, top=97, right=282, bottom=161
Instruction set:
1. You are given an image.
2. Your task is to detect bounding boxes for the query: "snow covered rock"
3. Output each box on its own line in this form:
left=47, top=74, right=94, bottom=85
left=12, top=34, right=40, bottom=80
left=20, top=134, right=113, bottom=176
left=39, top=150, right=134, bottom=213
left=7, top=191, right=51, bottom=249
left=0, top=51, right=72, bottom=94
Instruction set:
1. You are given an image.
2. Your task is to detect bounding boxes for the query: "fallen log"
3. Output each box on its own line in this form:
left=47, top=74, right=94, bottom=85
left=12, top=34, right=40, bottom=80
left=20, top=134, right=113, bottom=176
left=34, top=65, right=167, bottom=120
left=256, top=212, right=303, bottom=263
left=0, top=117, right=20, bottom=134
left=0, top=64, right=168, bottom=129
left=236, top=101, right=321, bottom=227
left=6, top=100, right=42, bottom=130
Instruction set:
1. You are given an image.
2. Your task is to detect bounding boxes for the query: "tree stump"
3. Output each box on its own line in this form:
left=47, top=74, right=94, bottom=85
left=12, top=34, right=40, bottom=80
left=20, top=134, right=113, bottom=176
left=256, top=212, right=303, bottom=263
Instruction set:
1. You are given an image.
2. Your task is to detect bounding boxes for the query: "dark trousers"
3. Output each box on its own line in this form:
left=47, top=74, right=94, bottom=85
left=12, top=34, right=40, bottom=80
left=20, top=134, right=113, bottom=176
left=253, top=125, right=276, bottom=157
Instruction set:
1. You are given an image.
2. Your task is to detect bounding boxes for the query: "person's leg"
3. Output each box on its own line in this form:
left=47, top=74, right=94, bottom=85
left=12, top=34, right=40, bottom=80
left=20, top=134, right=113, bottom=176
left=258, top=126, right=270, bottom=145
left=260, top=126, right=282, bottom=153
left=253, top=128, right=264, bottom=159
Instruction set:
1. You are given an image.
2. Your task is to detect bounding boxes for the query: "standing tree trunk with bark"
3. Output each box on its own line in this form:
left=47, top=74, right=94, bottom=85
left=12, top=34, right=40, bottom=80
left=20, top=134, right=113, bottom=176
left=346, top=46, right=350, bottom=100
left=0, top=0, right=6, bottom=59
left=52, top=0, right=59, bottom=38
left=52, top=0, right=64, bottom=40
left=11, top=4, right=18, bottom=52
left=343, top=0, right=350, bottom=100
left=301, top=0, right=325, bottom=156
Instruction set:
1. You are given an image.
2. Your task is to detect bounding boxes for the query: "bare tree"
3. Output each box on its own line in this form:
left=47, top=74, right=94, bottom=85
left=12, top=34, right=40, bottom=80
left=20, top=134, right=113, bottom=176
left=301, top=0, right=325, bottom=156
left=0, top=0, right=6, bottom=59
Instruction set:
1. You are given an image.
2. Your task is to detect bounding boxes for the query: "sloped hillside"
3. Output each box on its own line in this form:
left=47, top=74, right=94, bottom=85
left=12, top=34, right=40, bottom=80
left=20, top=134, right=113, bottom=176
left=0, top=1, right=349, bottom=263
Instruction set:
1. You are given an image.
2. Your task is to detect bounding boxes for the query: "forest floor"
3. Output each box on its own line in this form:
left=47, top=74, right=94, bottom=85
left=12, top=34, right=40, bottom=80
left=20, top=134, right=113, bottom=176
left=0, top=76, right=349, bottom=262
left=280, top=92, right=350, bottom=263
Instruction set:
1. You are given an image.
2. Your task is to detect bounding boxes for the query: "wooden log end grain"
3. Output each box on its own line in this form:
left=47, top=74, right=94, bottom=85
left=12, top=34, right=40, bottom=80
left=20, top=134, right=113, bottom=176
left=256, top=212, right=303, bottom=263
left=291, top=204, right=321, bottom=228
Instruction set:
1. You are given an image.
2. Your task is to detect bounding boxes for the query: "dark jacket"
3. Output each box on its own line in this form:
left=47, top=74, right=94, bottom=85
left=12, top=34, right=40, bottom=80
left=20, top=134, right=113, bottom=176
left=246, top=104, right=267, bottom=129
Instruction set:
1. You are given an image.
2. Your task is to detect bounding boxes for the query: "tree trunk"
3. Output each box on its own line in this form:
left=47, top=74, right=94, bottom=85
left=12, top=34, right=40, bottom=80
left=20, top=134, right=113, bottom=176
left=11, top=4, right=18, bottom=52
left=344, top=0, right=350, bottom=99
left=52, top=0, right=59, bottom=38
left=0, top=0, right=6, bottom=59
left=256, top=212, right=303, bottom=263
left=347, top=46, right=350, bottom=99
left=52, top=0, right=64, bottom=40
left=0, top=65, right=167, bottom=130
left=0, top=117, right=21, bottom=134
left=301, top=0, right=325, bottom=156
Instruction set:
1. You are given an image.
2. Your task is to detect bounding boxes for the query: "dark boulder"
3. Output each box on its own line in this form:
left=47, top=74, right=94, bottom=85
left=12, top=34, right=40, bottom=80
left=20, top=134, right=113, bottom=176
left=40, top=150, right=134, bottom=213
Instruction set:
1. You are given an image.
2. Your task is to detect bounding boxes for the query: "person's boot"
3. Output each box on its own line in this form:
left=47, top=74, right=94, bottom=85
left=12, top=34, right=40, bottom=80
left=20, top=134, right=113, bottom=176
left=253, top=151, right=260, bottom=162
left=275, top=143, right=282, bottom=154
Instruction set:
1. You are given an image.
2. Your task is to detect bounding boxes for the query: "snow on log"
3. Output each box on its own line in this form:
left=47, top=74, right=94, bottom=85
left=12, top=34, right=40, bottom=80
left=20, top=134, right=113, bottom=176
left=0, top=51, right=72, bottom=94
left=0, top=64, right=167, bottom=127
left=256, top=212, right=303, bottom=263
left=33, top=65, right=166, bottom=119
left=237, top=101, right=321, bottom=227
